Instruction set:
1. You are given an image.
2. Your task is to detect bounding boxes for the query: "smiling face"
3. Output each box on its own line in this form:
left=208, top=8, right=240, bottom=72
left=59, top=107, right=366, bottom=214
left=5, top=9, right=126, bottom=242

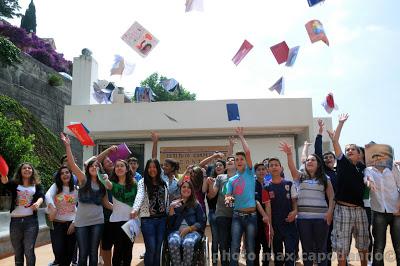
left=180, top=182, right=192, bottom=199
left=323, top=153, right=335, bottom=169
left=147, top=162, right=158, bottom=178
left=345, top=144, right=361, bottom=164
left=226, top=157, right=236, bottom=171
left=115, top=160, right=128, bottom=177
left=255, top=164, right=267, bottom=179
left=60, top=168, right=71, bottom=186
left=21, top=164, right=33, bottom=180
left=163, top=162, right=173, bottom=175
left=88, top=161, right=99, bottom=177
left=214, top=161, right=226, bottom=175
left=305, top=155, right=318, bottom=175
left=129, top=161, right=138, bottom=173
left=103, top=157, right=114, bottom=173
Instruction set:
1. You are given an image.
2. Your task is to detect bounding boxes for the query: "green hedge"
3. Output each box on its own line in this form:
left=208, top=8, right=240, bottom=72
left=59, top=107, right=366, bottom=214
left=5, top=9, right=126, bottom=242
left=0, top=94, right=64, bottom=191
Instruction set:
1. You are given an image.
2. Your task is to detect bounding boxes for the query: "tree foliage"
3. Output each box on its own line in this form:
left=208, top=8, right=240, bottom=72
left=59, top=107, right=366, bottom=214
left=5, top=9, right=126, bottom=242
left=140, top=73, right=196, bottom=102
left=0, top=0, right=21, bottom=19
left=0, top=36, right=21, bottom=66
left=20, top=0, right=36, bottom=33
left=0, top=94, right=65, bottom=191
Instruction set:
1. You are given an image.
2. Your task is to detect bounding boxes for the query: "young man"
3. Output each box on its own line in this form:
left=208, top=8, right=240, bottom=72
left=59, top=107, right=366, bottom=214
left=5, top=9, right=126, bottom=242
left=327, top=114, right=369, bottom=266
left=364, top=146, right=400, bottom=266
left=262, top=158, right=298, bottom=266
left=127, top=157, right=142, bottom=182
left=254, top=162, right=271, bottom=266
left=225, top=127, right=257, bottom=266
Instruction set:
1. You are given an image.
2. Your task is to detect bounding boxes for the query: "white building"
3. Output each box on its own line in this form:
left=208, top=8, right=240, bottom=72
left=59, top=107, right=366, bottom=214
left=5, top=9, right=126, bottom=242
left=64, top=54, right=333, bottom=175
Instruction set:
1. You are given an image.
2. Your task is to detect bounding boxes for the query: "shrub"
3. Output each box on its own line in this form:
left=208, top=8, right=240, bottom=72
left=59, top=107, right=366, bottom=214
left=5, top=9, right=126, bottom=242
left=0, top=36, right=21, bottom=66
left=48, top=73, right=64, bottom=87
left=28, top=48, right=55, bottom=67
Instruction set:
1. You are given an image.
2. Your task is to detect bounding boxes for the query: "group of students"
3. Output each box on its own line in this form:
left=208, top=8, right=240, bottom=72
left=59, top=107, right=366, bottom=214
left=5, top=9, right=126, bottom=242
left=0, top=115, right=399, bottom=266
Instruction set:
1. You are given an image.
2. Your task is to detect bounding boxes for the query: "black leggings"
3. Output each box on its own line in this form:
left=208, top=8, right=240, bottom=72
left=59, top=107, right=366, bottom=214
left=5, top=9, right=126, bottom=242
left=110, top=221, right=134, bottom=266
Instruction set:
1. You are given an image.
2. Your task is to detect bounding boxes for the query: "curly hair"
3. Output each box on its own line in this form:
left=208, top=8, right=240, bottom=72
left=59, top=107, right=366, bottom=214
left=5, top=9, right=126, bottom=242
left=13, top=162, right=40, bottom=185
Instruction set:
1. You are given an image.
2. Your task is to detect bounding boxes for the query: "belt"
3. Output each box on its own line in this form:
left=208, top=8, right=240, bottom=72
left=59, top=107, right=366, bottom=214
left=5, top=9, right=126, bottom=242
left=234, top=210, right=257, bottom=216
left=336, top=201, right=361, bottom=208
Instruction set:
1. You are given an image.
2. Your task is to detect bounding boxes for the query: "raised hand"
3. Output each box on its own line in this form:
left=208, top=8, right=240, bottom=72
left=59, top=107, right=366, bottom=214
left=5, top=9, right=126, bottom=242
left=151, top=131, right=159, bottom=142
left=228, top=136, right=237, bottom=146
left=60, top=132, right=70, bottom=146
left=108, top=145, right=118, bottom=153
left=235, top=127, right=244, bottom=137
left=318, top=119, right=325, bottom=135
left=338, top=113, right=349, bottom=123
left=279, top=142, right=293, bottom=155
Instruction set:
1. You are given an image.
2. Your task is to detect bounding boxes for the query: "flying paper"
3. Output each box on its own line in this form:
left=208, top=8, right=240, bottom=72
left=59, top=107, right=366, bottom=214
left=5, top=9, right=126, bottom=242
left=134, top=87, right=155, bottom=103
left=67, top=123, right=95, bottom=146
left=108, top=143, right=132, bottom=163
left=307, top=0, right=325, bottom=7
left=285, top=46, right=300, bottom=67
left=159, top=78, right=179, bottom=92
left=121, top=21, right=159, bottom=57
left=365, top=144, right=394, bottom=170
left=232, top=40, right=253, bottom=66
left=110, top=55, right=135, bottom=76
left=226, top=103, right=240, bottom=121
left=305, top=20, right=329, bottom=46
left=321, top=93, right=338, bottom=114
left=270, top=41, right=289, bottom=64
left=93, top=80, right=116, bottom=104
left=268, top=77, right=284, bottom=95
left=0, top=155, right=9, bottom=177
left=164, top=113, right=178, bottom=123
left=185, top=0, right=204, bottom=12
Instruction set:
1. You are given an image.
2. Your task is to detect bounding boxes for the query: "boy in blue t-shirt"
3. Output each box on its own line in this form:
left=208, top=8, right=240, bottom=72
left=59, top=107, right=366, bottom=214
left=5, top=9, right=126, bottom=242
left=262, top=157, right=298, bottom=266
left=225, top=127, right=257, bottom=266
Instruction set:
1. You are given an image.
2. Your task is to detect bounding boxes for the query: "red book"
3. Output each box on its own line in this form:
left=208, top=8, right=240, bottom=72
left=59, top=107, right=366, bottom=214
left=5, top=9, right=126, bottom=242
left=0, top=155, right=9, bottom=177
left=232, top=40, right=254, bottom=66
left=66, top=123, right=95, bottom=146
left=270, top=41, right=289, bottom=64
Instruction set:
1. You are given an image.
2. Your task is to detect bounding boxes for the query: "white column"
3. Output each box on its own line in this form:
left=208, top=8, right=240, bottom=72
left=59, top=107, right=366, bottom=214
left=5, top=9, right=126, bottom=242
left=71, top=54, right=98, bottom=105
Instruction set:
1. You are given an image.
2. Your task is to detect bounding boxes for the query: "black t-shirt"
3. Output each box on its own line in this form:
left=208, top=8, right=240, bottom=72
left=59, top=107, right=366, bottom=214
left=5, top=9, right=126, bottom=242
left=206, top=193, right=218, bottom=210
left=335, top=154, right=366, bottom=206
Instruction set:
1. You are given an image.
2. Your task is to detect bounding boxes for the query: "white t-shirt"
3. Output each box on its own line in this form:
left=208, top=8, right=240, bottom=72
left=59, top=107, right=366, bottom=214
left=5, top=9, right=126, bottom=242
left=11, top=185, right=36, bottom=217
left=46, top=184, right=78, bottom=221
left=110, top=197, right=132, bottom=222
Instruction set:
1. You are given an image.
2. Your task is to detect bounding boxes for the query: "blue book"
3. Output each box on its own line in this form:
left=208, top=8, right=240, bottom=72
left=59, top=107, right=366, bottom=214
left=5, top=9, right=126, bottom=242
left=307, top=0, right=324, bottom=7
left=226, top=103, right=240, bottom=121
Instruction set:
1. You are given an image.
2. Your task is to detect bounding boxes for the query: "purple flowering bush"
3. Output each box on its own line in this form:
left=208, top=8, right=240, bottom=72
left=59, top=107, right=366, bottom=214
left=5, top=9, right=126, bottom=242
left=0, top=23, right=72, bottom=74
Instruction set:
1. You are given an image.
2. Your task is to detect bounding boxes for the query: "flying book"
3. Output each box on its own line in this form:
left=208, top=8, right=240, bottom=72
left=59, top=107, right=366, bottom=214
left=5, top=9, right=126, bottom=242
left=66, top=123, right=95, bottom=146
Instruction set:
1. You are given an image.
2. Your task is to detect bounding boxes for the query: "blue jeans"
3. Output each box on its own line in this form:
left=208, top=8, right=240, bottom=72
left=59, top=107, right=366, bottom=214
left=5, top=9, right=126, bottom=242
left=272, top=222, right=298, bottom=266
left=297, top=219, right=329, bottom=266
left=141, top=216, right=167, bottom=266
left=230, top=211, right=257, bottom=266
left=372, top=211, right=400, bottom=266
left=168, top=230, right=202, bottom=266
left=75, top=224, right=103, bottom=266
left=208, top=209, right=219, bottom=266
left=216, top=216, right=232, bottom=266
left=10, top=215, right=39, bottom=266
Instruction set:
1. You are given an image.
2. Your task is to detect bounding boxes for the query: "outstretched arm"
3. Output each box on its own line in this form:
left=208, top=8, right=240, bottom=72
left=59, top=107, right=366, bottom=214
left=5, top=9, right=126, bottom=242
left=199, top=152, right=224, bottom=168
left=235, top=127, right=252, bottom=168
left=314, top=119, right=324, bottom=159
left=151, top=131, right=159, bottom=159
left=279, top=141, right=301, bottom=180
left=60, top=133, right=86, bottom=184
left=301, top=141, right=312, bottom=164
left=96, top=145, right=118, bottom=164
left=227, top=136, right=236, bottom=157
left=327, top=113, right=349, bottom=157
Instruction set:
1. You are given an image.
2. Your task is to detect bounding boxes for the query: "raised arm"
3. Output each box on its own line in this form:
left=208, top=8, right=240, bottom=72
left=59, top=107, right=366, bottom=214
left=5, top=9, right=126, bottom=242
left=235, top=127, right=252, bottom=168
left=301, top=141, right=312, bottom=164
left=60, top=133, right=86, bottom=184
left=0, top=174, right=8, bottom=184
left=96, top=145, right=118, bottom=164
left=227, top=136, right=236, bottom=157
left=327, top=113, right=349, bottom=157
left=314, top=119, right=324, bottom=159
left=279, top=142, right=301, bottom=180
left=151, top=131, right=159, bottom=159
left=199, top=152, right=224, bottom=168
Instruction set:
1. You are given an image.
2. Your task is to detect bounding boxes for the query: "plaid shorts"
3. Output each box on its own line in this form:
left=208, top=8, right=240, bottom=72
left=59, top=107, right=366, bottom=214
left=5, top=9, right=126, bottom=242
left=331, top=204, right=370, bottom=255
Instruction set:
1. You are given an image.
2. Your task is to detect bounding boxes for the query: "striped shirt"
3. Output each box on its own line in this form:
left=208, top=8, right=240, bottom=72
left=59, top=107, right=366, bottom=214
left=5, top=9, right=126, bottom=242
left=296, top=176, right=328, bottom=219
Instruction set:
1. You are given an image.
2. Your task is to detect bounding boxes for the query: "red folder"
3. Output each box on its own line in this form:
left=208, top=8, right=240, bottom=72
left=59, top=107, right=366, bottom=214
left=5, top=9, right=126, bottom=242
left=270, top=41, right=289, bottom=64
left=0, top=155, right=9, bottom=177
left=66, top=123, right=95, bottom=146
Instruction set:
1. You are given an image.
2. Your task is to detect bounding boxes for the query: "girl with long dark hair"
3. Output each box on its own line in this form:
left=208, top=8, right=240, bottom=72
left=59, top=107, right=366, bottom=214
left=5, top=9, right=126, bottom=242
left=45, top=166, right=78, bottom=266
left=131, top=158, right=169, bottom=266
left=61, top=133, right=111, bottom=266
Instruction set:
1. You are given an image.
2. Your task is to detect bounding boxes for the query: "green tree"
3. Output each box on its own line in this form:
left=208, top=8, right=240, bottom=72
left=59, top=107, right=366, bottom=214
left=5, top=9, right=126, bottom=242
left=139, top=72, right=196, bottom=102
left=20, top=0, right=36, bottom=33
left=0, top=0, right=21, bottom=19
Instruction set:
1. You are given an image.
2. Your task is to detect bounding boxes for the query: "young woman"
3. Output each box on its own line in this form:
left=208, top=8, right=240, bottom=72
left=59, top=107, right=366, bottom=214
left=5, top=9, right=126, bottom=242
left=100, top=159, right=138, bottom=266
left=131, top=158, right=169, bottom=266
left=280, top=142, right=334, bottom=266
left=45, top=166, right=78, bottom=266
left=61, top=133, right=111, bottom=266
left=167, top=180, right=206, bottom=266
left=0, top=162, right=45, bottom=266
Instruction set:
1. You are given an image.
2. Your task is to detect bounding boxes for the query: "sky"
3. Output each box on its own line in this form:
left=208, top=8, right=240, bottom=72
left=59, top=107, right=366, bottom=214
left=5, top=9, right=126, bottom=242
left=8, top=0, right=400, bottom=157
